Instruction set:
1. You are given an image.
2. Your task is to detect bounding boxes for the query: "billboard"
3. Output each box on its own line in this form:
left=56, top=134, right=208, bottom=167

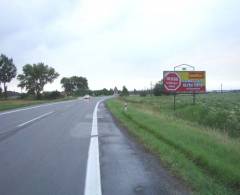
left=163, top=71, right=206, bottom=93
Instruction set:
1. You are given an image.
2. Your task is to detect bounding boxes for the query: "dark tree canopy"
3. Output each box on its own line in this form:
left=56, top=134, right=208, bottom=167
left=0, top=54, right=17, bottom=97
left=61, top=76, right=89, bottom=96
left=153, top=80, right=164, bottom=96
left=17, top=63, right=59, bottom=97
left=120, top=86, right=129, bottom=96
left=60, top=77, right=74, bottom=95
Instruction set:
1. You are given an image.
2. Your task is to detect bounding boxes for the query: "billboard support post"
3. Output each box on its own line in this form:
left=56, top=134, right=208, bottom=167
left=174, top=93, right=176, bottom=111
left=193, top=92, right=196, bottom=105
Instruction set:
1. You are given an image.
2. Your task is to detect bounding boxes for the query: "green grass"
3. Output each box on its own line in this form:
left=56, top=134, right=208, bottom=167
left=106, top=95, right=240, bottom=195
left=0, top=97, right=76, bottom=112
left=125, top=93, right=240, bottom=137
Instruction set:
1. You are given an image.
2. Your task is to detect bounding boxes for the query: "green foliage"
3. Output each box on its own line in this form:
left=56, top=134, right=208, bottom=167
left=60, top=77, right=74, bottom=95
left=133, top=88, right=137, bottom=95
left=107, top=98, right=240, bottom=194
left=120, top=86, right=129, bottom=96
left=17, top=63, right=59, bottom=98
left=61, top=76, right=88, bottom=96
left=41, top=91, right=63, bottom=99
left=153, top=80, right=163, bottom=96
left=74, top=89, right=91, bottom=96
left=92, top=88, right=114, bottom=96
left=0, top=54, right=17, bottom=98
left=139, top=90, right=147, bottom=97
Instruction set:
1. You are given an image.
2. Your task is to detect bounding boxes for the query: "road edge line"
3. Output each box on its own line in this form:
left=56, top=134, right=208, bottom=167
left=84, top=100, right=102, bottom=195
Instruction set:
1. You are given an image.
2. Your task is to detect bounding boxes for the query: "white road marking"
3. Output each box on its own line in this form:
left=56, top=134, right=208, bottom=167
left=0, top=99, right=78, bottom=116
left=17, top=111, right=54, bottom=127
left=84, top=101, right=102, bottom=195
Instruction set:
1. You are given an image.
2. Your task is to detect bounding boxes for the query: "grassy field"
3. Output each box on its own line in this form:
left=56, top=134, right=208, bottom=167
left=106, top=93, right=240, bottom=195
left=0, top=97, right=76, bottom=112
left=126, top=93, right=240, bottom=137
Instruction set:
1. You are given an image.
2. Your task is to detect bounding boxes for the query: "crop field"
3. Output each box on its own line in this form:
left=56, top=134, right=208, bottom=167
left=107, top=93, right=240, bottom=194
left=126, top=93, right=240, bottom=137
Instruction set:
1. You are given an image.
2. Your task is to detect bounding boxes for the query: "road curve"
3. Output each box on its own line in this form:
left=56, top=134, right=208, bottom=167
left=0, top=97, right=190, bottom=195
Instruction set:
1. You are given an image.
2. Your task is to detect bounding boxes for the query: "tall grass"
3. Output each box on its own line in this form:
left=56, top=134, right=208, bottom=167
left=126, top=93, right=240, bottom=137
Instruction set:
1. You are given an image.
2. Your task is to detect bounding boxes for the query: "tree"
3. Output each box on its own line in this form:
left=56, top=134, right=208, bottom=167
left=61, top=76, right=89, bottom=96
left=109, top=88, right=114, bottom=95
left=17, top=63, right=59, bottom=98
left=60, top=77, right=74, bottom=95
left=153, top=80, right=164, bottom=96
left=133, top=89, right=137, bottom=95
left=0, top=54, right=17, bottom=98
left=71, top=76, right=88, bottom=91
left=120, top=86, right=129, bottom=96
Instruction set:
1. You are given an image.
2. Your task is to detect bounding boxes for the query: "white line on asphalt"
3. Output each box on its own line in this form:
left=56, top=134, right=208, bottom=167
left=0, top=99, right=78, bottom=116
left=84, top=100, right=102, bottom=195
left=17, top=111, right=54, bottom=127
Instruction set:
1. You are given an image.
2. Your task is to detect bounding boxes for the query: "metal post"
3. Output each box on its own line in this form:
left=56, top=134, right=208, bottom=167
left=193, top=93, right=196, bottom=105
left=174, top=94, right=176, bottom=111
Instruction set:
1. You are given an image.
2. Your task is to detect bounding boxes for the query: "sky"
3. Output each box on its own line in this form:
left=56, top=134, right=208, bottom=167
left=1, top=0, right=240, bottom=92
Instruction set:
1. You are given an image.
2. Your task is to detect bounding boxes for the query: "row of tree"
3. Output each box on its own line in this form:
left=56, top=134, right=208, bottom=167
left=0, top=53, right=130, bottom=99
left=0, top=54, right=64, bottom=99
left=1, top=53, right=163, bottom=99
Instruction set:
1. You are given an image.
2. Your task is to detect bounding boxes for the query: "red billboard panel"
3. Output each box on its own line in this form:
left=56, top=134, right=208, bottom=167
left=163, top=71, right=206, bottom=93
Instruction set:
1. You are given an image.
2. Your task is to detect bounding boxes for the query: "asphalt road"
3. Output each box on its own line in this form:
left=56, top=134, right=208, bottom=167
left=0, top=97, right=190, bottom=195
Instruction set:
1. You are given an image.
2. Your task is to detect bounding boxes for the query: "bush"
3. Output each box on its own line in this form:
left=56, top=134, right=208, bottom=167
left=74, top=89, right=91, bottom=97
left=42, top=91, right=63, bottom=99
left=19, top=93, right=35, bottom=100
left=153, top=81, right=163, bottom=96
left=139, top=91, right=147, bottom=97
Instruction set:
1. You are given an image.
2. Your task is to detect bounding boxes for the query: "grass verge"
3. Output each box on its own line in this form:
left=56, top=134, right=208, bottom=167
left=106, top=97, right=240, bottom=195
left=0, top=97, right=76, bottom=112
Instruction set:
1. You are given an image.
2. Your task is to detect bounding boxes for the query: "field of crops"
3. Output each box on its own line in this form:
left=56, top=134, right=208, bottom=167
left=126, top=93, right=240, bottom=137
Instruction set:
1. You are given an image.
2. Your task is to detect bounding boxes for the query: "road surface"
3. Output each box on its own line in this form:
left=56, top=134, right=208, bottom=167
left=0, top=97, right=190, bottom=195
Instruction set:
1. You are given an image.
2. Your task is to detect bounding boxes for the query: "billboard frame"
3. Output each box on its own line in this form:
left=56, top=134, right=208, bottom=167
left=163, top=64, right=206, bottom=111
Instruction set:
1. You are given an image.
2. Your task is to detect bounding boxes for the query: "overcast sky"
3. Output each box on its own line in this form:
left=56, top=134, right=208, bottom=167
left=1, top=0, right=240, bottom=91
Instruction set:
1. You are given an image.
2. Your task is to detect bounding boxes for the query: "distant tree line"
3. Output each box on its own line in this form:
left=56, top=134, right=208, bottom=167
left=92, top=88, right=114, bottom=96
left=0, top=53, right=120, bottom=100
left=0, top=53, right=166, bottom=100
left=125, top=81, right=164, bottom=97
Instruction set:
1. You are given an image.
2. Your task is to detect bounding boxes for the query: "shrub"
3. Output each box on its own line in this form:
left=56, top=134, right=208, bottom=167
left=139, top=91, right=147, bottom=97
left=42, top=91, right=63, bottom=99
